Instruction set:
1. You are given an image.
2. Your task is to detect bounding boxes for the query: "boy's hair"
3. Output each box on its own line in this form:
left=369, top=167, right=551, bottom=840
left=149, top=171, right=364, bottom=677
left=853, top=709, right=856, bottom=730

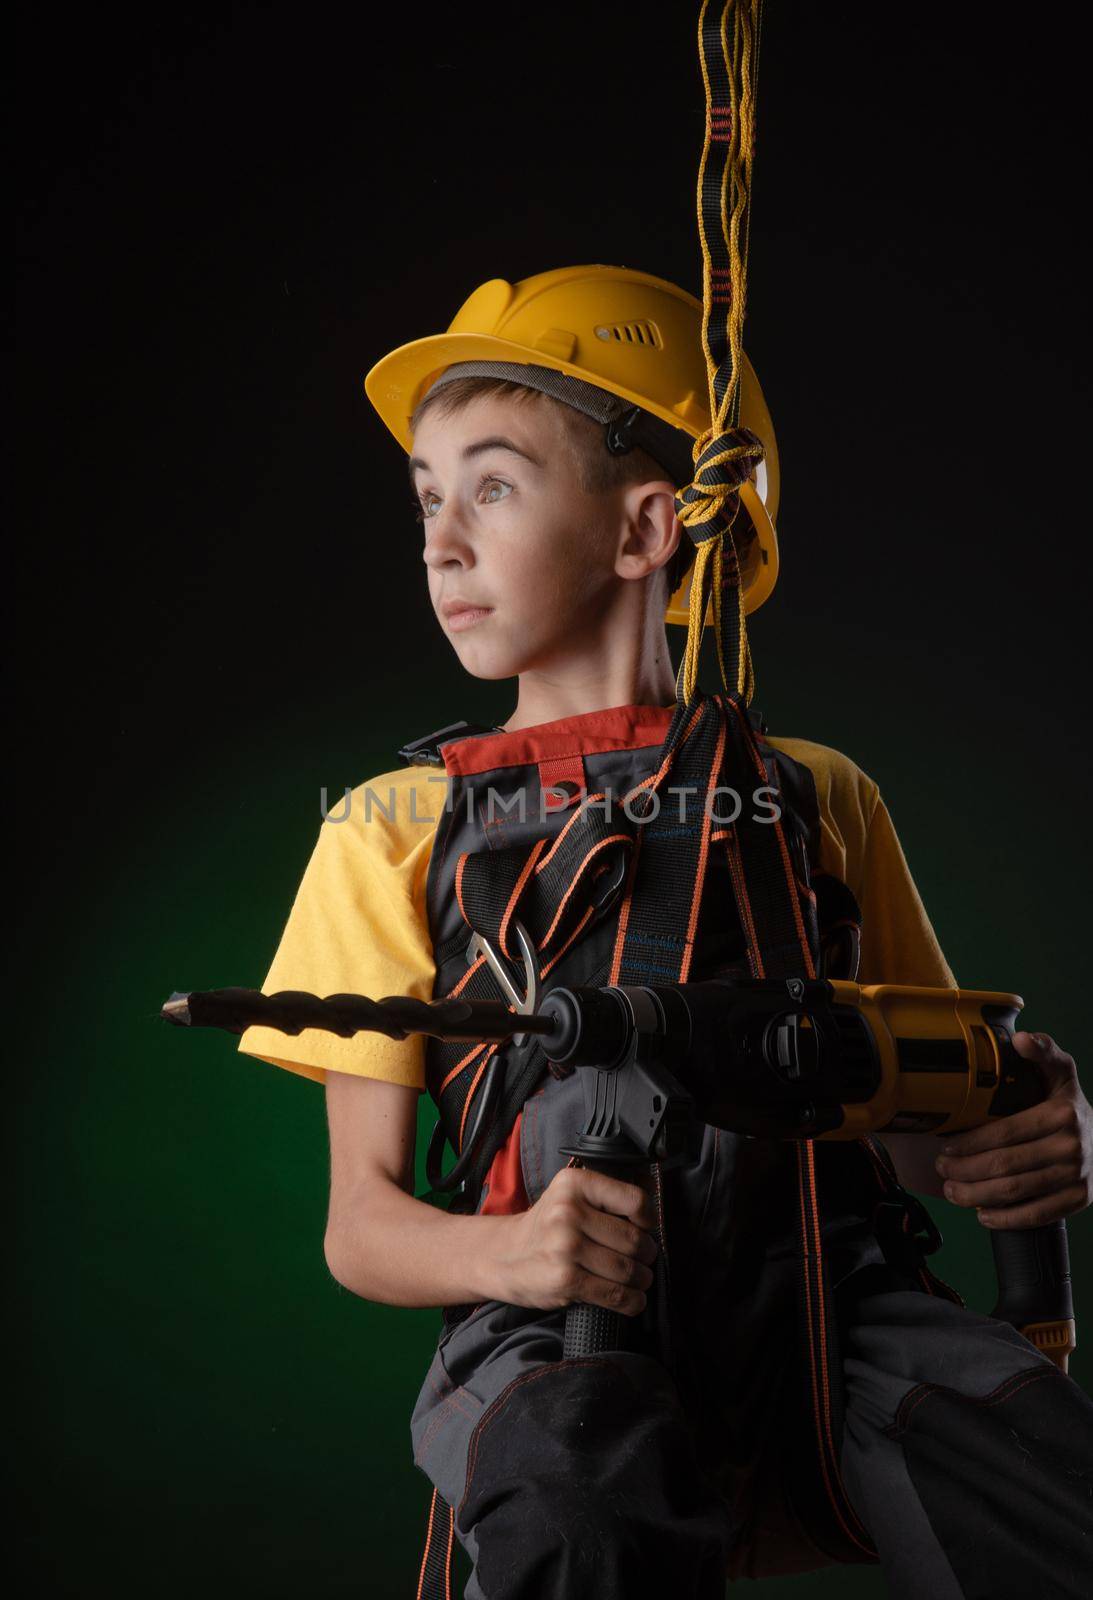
left=411, top=373, right=711, bottom=600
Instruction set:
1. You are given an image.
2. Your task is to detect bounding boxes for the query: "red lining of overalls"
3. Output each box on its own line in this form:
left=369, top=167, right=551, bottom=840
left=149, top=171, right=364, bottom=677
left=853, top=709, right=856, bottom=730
left=479, top=1108, right=530, bottom=1215
left=439, top=702, right=675, bottom=775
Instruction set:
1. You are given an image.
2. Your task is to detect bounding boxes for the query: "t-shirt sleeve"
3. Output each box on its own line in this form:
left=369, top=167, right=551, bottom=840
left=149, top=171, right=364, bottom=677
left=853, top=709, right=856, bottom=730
left=236, top=771, right=438, bottom=1089
left=854, top=789, right=956, bottom=989
left=769, top=735, right=956, bottom=989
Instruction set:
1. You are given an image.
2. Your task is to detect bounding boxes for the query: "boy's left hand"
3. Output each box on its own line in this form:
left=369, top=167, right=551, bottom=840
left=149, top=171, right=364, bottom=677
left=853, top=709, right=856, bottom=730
left=934, top=1032, right=1093, bottom=1228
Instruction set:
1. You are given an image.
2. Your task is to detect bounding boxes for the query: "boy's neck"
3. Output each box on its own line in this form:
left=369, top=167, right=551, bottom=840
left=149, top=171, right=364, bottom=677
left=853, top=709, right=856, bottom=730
left=498, top=579, right=682, bottom=734
left=501, top=657, right=677, bottom=734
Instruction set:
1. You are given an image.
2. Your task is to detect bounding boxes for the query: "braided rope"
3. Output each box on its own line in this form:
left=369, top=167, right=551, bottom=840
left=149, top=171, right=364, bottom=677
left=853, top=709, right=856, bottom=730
left=674, top=0, right=765, bottom=708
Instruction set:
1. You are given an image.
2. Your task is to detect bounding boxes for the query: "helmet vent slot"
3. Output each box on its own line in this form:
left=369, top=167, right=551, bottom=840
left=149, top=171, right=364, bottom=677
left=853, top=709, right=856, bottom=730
left=594, top=320, right=663, bottom=349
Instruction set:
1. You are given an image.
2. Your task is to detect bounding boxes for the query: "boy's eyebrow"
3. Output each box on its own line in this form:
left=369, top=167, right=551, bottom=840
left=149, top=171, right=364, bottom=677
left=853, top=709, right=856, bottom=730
left=407, top=436, right=544, bottom=484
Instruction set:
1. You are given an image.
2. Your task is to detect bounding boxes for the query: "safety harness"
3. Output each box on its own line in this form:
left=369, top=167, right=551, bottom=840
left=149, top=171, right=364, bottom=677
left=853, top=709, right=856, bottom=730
left=409, top=692, right=963, bottom=1592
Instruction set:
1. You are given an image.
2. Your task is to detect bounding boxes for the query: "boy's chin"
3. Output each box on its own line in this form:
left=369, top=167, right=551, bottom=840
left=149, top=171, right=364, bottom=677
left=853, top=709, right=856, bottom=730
left=449, top=618, right=561, bottom=681
left=448, top=640, right=523, bottom=682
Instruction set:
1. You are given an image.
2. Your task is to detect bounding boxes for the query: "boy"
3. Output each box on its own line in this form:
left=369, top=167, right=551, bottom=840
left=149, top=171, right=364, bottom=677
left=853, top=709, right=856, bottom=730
left=237, top=265, right=1092, bottom=1597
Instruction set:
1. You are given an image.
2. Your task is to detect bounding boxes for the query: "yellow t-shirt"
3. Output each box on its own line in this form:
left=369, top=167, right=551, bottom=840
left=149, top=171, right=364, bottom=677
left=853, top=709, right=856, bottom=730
left=237, top=736, right=955, bottom=1091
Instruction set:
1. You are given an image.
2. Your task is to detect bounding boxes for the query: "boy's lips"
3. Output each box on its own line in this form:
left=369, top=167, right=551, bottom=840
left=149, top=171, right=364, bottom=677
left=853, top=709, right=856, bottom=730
left=442, top=598, right=494, bottom=632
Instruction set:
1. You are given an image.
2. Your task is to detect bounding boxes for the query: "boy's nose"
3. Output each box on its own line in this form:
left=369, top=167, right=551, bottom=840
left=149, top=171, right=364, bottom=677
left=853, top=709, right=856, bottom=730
left=422, top=511, right=475, bottom=569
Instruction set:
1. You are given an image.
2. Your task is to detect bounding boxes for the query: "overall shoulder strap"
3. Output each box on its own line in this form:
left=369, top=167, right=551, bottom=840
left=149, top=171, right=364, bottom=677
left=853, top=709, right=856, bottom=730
left=419, top=710, right=673, bottom=1209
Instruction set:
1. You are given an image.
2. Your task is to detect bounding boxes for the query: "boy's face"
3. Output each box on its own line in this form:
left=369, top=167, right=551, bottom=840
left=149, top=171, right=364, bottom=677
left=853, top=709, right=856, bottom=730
left=411, top=392, right=646, bottom=681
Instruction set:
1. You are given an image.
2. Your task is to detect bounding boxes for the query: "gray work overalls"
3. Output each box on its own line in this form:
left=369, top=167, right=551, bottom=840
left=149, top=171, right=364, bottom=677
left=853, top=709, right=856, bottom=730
left=403, top=699, right=1093, bottom=1600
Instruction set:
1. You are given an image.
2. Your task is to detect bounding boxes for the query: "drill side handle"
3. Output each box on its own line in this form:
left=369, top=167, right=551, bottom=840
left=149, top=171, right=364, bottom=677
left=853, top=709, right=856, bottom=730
left=989, top=1222, right=1075, bottom=1374
left=984, top=1021, right=1076, bottom=1373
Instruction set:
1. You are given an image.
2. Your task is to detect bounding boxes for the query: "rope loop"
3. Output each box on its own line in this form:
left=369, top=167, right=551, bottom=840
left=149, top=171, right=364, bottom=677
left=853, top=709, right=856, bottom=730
left=673, top=423, right=764, bottom=547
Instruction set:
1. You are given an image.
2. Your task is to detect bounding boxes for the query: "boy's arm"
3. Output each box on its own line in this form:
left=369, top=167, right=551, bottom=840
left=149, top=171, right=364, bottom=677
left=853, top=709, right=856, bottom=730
left=322, top=1072, right=660, bottom=1313
left=236, top=776, right=658, bottom=1309
left=322, top=1072, right=514, bottom=1307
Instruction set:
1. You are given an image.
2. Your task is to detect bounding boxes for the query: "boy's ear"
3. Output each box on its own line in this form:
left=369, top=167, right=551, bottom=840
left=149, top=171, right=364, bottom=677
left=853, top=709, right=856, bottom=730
left=614, top=481, right=683, bottom=583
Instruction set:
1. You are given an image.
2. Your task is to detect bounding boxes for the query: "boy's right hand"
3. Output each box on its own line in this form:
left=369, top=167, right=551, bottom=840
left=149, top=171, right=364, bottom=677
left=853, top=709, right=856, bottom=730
left=492, top=1165, right=659, bottom=1318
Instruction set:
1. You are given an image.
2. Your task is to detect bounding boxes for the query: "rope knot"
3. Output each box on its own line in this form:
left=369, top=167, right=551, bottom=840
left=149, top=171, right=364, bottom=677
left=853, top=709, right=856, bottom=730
left=673, top=424, right=764, bottom=547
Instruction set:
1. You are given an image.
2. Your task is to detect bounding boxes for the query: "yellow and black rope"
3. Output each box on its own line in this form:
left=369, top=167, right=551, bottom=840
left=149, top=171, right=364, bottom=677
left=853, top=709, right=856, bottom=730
left=674, top=0, right=765, bottom=708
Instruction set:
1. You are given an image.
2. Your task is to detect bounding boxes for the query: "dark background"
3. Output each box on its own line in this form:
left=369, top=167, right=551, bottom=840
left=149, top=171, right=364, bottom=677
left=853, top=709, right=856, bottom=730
left=13, top=3, right=1090, bottom=1594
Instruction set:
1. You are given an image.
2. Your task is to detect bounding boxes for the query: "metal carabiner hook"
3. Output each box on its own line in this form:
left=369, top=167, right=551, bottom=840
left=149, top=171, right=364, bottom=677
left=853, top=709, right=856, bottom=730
left=466, top=918, right=540, bottom=1046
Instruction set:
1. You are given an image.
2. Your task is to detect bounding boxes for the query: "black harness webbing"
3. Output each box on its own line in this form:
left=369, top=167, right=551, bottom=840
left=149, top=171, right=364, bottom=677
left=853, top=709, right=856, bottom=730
left=454, top=798, right=633, bottom=968
left=413, top=692, right=965, bottom=1592
left=615, top=693, right=874, bottom=1558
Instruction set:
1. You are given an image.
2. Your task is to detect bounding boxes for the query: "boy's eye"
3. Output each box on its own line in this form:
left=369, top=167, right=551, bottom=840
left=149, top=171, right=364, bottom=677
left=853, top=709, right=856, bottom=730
left=412, top=475, right=512, bottom=523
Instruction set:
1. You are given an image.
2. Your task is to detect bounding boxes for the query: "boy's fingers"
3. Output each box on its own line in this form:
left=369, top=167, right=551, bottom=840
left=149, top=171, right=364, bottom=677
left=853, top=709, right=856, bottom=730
left=575, top=1274, right=646, bottom=1318
left=575, top=1237, right=655, bottom=1293
left=942, top=1160, right=1079, bottom=1211
left=975, top=1185, right=1088, bottom=1229
left=580, top=1203, right=660, bottom=1263
left=939, top=1102, right=1056, bottom=1157
left=936, top=1131, right=1071, bottom=1183
left=576, top=1167, right=657, bottom=1232
left=1012, top=1030, right=1073, bottom=1075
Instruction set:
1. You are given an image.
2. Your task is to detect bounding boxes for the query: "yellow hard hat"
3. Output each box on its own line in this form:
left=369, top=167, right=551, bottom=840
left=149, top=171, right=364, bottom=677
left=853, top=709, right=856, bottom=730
left=364, top=263, right=780, bottom=618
